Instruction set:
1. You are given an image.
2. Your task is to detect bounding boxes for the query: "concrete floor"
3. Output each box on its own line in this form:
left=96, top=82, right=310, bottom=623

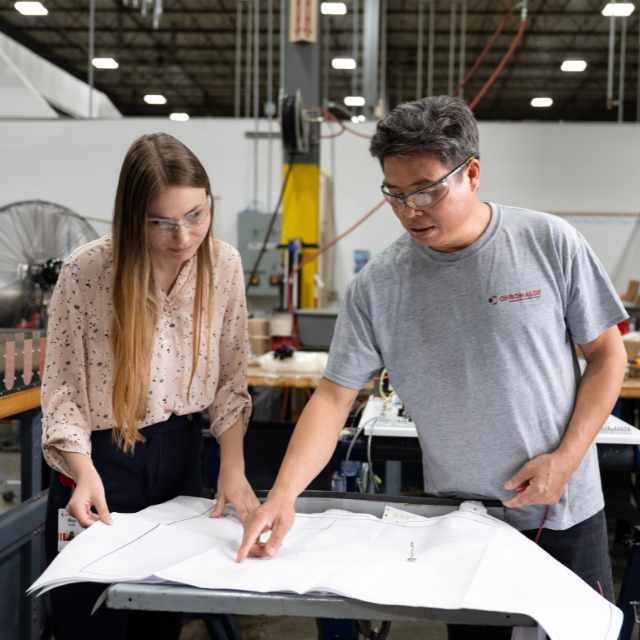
left=180, top=617, right=448, bottom=640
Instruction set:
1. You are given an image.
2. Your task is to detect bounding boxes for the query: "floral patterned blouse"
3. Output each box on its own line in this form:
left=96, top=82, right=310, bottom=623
left=41, top=235, right=252, bottom=476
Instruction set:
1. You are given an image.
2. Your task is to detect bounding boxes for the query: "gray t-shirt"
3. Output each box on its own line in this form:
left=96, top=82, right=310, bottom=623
left=325, top=203, right=628, bottom=530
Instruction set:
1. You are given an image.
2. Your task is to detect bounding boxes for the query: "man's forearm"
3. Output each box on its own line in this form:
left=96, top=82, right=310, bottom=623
left=503, top=333, right=627, bottom=508
left=557, top=345, right=626, bottom=468
left=270, top=382, right=356, bottom=503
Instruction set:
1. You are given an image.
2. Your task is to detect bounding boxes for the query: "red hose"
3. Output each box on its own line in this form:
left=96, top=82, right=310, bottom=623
left=292, top=199, right=386, bottom=275
left=321, top=109, right=347, bottom=139
left=468, top=14, right=527, bottom=111
left=457, top=2, right=514, bottom=96
left=322, top=108, right=373, bottom=141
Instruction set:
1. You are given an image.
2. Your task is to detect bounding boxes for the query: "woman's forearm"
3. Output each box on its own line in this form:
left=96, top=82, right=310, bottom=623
left=217, top=418, right=246, bottom=472
left=60, top=451, right=98, bottom=482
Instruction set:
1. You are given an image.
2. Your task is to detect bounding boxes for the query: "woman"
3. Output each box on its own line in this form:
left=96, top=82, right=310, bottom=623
left=41, top=133, right=259, bottom=640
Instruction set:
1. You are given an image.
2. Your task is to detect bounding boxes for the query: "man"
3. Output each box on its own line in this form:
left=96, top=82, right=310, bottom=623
left=237, top=97, right=628, bottom=638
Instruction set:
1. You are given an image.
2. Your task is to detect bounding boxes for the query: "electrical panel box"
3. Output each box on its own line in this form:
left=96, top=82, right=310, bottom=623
left=237, top=209, right=281, bottom=300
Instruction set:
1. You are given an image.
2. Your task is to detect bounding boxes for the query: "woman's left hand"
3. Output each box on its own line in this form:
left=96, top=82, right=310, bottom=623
left=209, top=466, right=260, bottom=523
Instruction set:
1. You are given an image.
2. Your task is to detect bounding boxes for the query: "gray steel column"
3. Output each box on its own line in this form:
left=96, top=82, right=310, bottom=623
left=363, top=0, right=380, bottom=118
left=448, top=1, right=456, bottom=96
left=618, top=15, right=627, bottom=123
left=253, top=0, right=260, bottom=206
left=234, top=0, right=243, bottom=119
left=279, top=0, right=286, bottom=95
left=379, top=0, right=387, bottom=114
left=416, top=0, right=425, bottom=99
left=267, top=0, right=274, bottom=210
left=458, top=0, right=467, bottom=98
left=245, top=0, right=253, bottom=118
left=607, top=16, right=616, bottom=109
left=352, top=0, right=360, bottom=98
left=88, top=0, right=95, bottom=118
left=427, top=0, right=435, bottom=97
left=397, top=63, right=404, bottom=104
left=637, top=10, right=640, bottom=121
left=323, top=16, right=330, bottom=107
left=284, top=0, right=321, bottom=164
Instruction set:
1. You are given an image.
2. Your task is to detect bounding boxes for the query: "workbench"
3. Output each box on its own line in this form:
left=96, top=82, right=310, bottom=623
left=620, top=378, right=640, bottom=400
left=247, top=361, right=640, bottom=398
left=247, top=363, right=323, bottom=389
left=0, top=386, right=41, bottom=420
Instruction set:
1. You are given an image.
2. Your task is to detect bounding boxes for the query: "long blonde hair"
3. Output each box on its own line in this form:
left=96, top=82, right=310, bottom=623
left=111, top=133, right=215, bottom=452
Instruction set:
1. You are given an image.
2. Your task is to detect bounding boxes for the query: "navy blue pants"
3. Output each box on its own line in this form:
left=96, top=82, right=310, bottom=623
left=44, top=413, right=203, bottom=640
left=448, top=509, right=614, bottom=639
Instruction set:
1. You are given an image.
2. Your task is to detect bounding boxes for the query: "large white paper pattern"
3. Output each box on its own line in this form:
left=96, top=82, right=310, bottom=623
left=29, top=496, right=622, bottom=640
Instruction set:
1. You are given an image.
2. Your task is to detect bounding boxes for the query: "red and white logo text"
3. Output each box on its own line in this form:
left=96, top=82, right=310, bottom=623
left=488, top=289, right=542, bottom=305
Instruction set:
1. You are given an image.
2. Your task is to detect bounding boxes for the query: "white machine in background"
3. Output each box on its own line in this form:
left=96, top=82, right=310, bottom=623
left=360, top=395, right=640, bottom=445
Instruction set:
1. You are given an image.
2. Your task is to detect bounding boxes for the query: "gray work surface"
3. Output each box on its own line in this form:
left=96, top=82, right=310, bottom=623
left=105, top=584, right=534, bottom=627
left=104, top=494, right=535, bottom=627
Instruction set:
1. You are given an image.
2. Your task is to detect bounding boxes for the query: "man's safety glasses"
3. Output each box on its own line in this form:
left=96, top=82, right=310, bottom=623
left=381, top=156, right=474, bottom=210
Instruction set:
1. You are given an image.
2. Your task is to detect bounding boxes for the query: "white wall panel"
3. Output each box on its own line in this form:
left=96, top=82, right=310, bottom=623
left=0, top=118, right=638, bottom=301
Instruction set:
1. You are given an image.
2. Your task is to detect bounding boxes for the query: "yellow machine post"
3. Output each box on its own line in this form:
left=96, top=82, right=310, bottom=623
left=281, top=163, right=320, bottom=309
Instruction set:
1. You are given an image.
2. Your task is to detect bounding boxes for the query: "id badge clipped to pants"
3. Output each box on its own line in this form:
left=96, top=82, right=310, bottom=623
left=57, top=508, right=83, bottom=551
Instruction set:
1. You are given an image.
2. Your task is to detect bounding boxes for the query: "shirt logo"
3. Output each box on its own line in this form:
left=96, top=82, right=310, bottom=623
left=488, top=289, right=542, bottom=305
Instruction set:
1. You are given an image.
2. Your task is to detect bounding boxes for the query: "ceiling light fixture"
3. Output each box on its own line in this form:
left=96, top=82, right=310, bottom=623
left=331, top=57, right=357, bottom=70
left=344, top=96, right=365, bottom=107
left=530, top=97, right=553, bottom=108
left=14, top=2, right=48, bottom=16
left=144, top=94, right=167, bottom=105
left=602, top=2, right=635, bottom=17
left=170, top=112, right=190, bottom=122
left=321, top=2, right=347, bottom=15
left=92, top=57, right=119, bottom=70
left=560, top=59, right=587, bottom=72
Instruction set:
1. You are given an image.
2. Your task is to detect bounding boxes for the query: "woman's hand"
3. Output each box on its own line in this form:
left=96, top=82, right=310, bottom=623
left=210, top=465, right=260, bottom=523
left=66, top=465, right=112, bottom=528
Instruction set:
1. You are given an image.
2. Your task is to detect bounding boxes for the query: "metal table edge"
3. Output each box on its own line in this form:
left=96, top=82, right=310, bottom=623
left=105, top=583, right=535, bottom=627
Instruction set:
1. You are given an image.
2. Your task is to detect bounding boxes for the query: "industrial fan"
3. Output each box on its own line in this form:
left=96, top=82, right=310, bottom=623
left=0, top=200, right=98, bottom=328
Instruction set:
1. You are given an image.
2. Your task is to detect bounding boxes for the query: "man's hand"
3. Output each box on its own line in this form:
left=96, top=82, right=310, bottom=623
left=210, top=466, right=260, bottom=523
left=502, top=451, right=578, bottom=509
left=233, top=378, right=358, bottom=562
left=236, top=494, right=295, bottom=562
left=66, top=466, right=112, bottom=528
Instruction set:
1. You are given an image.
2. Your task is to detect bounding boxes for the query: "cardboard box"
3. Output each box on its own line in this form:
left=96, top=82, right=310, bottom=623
left=249, top=335, right=271, bottom=356
left=248, top=318, right=270, bottom=337
left=623, top=332, right=640, bottom=361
